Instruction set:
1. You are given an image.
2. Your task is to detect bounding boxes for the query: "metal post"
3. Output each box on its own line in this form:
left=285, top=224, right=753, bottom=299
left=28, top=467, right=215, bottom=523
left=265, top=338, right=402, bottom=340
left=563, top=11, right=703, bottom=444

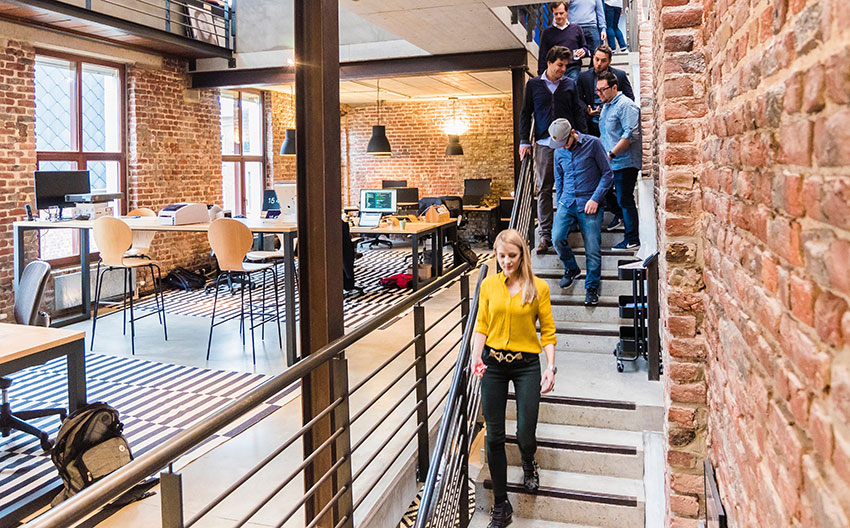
left=160, top=469, right=184, bottom=528
left=458, top=369, right=470, bottom=528
left=647, top=256, right=661, bottom=380
left=164, top=0, right=170, bottom=32
left=331, top=356, right=354, bottom=527
left=460, top=274, right=470, bottom=333
left=80, top=228, right=91, bottom=319
left=413, top=304, right=430, bottom=481
left=511, top=67, right=525, bottom=186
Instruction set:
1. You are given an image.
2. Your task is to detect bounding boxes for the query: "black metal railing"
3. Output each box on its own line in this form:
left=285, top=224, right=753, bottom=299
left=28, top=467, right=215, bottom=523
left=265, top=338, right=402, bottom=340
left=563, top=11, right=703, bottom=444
left=509, top=147, right=537, bottom=246
left=509, top=3, right=550, bottom=45
left=413, top=265, right=488, bottom=528
left=25, top=263, right=478, bottom=528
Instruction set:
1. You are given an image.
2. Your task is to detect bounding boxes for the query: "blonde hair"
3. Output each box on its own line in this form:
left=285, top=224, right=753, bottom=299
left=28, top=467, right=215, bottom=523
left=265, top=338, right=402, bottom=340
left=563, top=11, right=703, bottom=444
left=494, top=229, right=538, bottom=305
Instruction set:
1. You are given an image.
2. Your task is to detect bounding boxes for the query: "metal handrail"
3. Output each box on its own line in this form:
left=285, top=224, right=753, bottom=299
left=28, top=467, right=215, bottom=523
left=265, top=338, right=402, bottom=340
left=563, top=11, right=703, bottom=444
left=26, top=263, right=472, bottom=528
left=414, top=264, right=488, bottom=528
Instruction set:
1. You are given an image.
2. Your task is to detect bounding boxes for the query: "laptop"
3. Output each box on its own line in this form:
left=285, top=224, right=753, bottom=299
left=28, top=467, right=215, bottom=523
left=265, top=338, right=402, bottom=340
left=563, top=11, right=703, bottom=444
left=358, top=212, right=382, bottom=228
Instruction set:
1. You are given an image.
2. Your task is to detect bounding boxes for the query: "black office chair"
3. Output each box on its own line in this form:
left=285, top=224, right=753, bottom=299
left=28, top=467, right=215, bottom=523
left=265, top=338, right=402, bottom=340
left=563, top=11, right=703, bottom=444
left=1, top=260, right=67, bottom=451
left=439, top=195, right=466, bottom=228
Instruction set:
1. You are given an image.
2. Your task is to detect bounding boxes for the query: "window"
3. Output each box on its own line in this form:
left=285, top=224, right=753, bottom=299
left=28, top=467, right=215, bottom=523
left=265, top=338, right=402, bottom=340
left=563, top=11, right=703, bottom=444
left=220, top=90, right=265, bottom=218
left=34, top=53, right=125, bottom=262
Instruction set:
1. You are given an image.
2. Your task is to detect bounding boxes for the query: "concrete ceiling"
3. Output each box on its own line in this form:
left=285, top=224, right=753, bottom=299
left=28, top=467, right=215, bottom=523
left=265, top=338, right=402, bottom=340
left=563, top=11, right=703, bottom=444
left=269, top=70, right=512, bottom=104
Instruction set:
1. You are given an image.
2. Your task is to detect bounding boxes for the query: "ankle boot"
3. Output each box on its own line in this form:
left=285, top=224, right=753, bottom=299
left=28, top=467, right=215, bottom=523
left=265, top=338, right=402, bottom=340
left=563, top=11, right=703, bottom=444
left=487, top=499, right=513, bottom=528
left=522, top=459, right=540, bottom=493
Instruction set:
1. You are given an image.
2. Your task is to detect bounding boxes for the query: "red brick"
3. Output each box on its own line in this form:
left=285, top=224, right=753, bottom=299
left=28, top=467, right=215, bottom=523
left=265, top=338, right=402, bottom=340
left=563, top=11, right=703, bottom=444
left=814, top=291, right=847, bottom=347
left=814, top=109, right=850, bottom=167
left=784, top=70, right=804, bottom=113
left=828, top=238, right=850, bottom=296
left=776, top=118, right=813, bottom=166
left=665, top=76, right=694, bottom=98
left=669, top=337, right=707, bottom=360
left=662, top=6, right=704, bottom=28
left=767, top=216, right=803, bottom=266
left=780, top=315, right=829, bottom=391
left=671, top=381, right=707, bottom=404
left=789, top=274, right=816, bottom=326
left=824, top=52, right=850, bottom=105
left=821, top=178, right=850, bottom=231
left=668, top=449, right=700, bottom=470
left=669, top=406, right=697, bottom=427
left=664, top=33, right=695, bottom=52
left=669, top=315, right=697, bottom=337
left=670, top=492, right=700, bottom=516
left=833, top=432, right=850, bottom=489
left=801, top=62, right=825, bottom=113
left=809, top=402, right=833, bottom=461
left=671, top=472, right=705, bottom=495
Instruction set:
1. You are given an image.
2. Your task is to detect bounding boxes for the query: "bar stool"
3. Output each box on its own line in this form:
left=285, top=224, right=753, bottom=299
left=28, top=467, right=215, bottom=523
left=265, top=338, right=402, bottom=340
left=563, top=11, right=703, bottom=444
left=245, top=234, right=299, bottom=284
left=124, top=207, right=157, bottom=258
left=91, top=217, right=168, bottom=355
left=207, top=218, right=282, bottom=364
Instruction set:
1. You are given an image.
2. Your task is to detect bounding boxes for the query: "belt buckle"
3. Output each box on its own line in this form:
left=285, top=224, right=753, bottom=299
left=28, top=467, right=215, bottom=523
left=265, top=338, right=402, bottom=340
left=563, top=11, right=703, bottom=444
left=491, top=350, right=522, bottom=363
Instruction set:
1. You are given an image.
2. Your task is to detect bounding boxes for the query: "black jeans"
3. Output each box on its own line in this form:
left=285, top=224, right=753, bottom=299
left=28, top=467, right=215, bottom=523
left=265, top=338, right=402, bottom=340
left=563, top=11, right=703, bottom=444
left=480, top=347, right=541, bottom=501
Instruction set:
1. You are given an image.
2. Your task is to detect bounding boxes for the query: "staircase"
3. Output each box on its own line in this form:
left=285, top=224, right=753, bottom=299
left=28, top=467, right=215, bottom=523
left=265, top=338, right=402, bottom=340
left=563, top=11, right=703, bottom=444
left=471, top=222, right=665, bottom=527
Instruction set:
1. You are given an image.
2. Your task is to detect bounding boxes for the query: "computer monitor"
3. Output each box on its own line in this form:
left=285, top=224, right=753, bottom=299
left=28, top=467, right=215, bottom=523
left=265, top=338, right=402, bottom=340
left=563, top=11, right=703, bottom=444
left=463, top=178, right=491, bottom=205
left=262, top=189, right=280, bottom=211
left=395, top=187, right=419, bottom=204
left=381, top=179, right=408, bottom=189
left=34, top=170, right=90, bottom=210
left=360, top=189, right=397, bottom=214
left=273, top=182, right=297, bottom=221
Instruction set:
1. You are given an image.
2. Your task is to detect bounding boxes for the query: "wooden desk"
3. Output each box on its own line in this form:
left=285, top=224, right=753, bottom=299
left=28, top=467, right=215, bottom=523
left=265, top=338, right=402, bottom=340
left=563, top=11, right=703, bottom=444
left=0, top=323, right=86, bottom=412
left=13, top=218, right=299, bottom=366
left=350, top=219, right=458, bottom=290
left=463, top=204, right=499, bottom=247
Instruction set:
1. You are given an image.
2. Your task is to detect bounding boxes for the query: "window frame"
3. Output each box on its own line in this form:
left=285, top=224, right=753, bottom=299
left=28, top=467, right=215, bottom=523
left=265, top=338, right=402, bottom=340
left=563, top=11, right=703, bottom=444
left=34, top=49, right=127, bottom=267
left=220, top=89, right=266, bottom=217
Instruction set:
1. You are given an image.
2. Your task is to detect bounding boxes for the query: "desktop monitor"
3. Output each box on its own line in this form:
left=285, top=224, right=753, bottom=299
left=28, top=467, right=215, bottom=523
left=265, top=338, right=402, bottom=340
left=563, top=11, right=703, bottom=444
left=381, top=179, right=408, bottom=189
left=463, top=178, right=491, bottom=205
left=360, top=189, right=397, bottom=214
left=34, top=170, right=90, bottom=210
left=273, top=182, right=297, bottom=221
left=262, top=189, right=280, bottom=211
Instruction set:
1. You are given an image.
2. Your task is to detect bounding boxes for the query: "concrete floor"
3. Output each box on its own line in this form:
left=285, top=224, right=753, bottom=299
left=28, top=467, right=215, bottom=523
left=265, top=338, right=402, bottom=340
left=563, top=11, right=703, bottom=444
left=54, top=257, right=492, bottom=527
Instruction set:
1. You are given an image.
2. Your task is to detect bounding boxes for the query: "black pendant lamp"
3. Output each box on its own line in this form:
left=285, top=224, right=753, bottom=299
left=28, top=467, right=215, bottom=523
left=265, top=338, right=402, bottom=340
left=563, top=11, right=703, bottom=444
left=280, top=85, right=296, bottom=156
left=445, top=97, right=464, bottom=156
left=366, top=79, right=392, bottom=156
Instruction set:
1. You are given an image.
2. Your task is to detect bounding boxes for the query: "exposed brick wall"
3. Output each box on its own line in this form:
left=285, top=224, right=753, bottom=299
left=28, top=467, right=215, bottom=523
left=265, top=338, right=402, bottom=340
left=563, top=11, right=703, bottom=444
left=342, top=97, right=514, bottom=206
left=127, top=58, right=222, bottom=275
left=647, top=0, right=850, bottom=524
left=0, top=39, right=36, bottom=319
left=268, top=90, right=296, bottom=184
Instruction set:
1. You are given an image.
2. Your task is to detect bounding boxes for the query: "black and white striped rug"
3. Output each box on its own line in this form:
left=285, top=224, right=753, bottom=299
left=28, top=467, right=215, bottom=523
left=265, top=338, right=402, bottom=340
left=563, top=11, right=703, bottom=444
left=134, top=247, right=489, bottom=329
left=0, top=354, right=296, bottom=515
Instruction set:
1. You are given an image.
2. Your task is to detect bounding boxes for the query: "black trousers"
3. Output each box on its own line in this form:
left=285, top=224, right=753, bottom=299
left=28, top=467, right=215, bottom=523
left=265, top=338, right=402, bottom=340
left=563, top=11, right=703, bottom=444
left=480, top=347, right=541, bottom=502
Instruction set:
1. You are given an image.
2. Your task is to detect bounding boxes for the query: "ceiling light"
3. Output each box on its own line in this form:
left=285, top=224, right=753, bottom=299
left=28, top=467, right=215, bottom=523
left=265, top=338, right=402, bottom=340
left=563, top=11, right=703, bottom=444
left=367, top=80, right=392, bottom=156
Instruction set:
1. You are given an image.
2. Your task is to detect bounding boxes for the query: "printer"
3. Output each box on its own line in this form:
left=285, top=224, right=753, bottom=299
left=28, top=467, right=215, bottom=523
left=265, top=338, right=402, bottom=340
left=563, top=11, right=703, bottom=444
left=157, top=203, right=210, bottom=226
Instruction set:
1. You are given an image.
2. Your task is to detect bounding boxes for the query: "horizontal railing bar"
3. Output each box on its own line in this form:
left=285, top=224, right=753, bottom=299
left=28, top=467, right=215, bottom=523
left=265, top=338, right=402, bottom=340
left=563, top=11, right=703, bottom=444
left=99, top=0, right=228, bottom=30
left=423, top=317, right=464, bottom=356
left=277, top=454, right=349, bottom=528
left=422, top=298, right=464, bottom=334
left=348, top=336, right=417, bottom=395
left=351, top=402, right=422, bottom=482
left=352, top=422, right=423, bottom=512
left=305, top=483, right=350, bottom=528
left=349, top=357, right=420, bottom=426
left=426, top=359, right=456, bottom=400
left=350, top=386, right=422, bottom=461
left=232, top=426, right=346, bottom=528
left=425, top=334, right=464, bottom=378
left=185, top=397, right=344, bottom=527
left=27, top=264, right=470, bottom=528
left=427, top=385, right=451, bottom=421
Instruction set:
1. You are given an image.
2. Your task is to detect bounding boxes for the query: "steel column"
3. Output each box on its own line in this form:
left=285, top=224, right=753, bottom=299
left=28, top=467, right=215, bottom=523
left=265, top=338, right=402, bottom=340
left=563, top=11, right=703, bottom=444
left=294, top=0, right=343, bottom=526
left=413, top=304, right=430, bottom=481
left=511, top=66, right=526, bottom=186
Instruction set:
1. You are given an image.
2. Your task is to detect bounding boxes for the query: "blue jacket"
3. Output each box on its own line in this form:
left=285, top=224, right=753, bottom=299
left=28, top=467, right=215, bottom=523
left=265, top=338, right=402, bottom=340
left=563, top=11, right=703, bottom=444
left=519, top=75, right=588, bottom=145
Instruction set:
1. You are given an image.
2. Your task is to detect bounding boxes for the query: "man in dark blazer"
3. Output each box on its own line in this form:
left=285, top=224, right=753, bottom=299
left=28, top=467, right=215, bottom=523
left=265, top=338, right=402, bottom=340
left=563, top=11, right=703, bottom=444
left=577, top=44, right=634, bottom=137
left=519, top=46, right=588, bottom=254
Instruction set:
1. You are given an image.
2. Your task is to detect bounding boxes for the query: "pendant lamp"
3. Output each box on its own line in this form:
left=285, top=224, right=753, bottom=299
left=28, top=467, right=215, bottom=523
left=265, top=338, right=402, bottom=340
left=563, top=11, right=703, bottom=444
left=445, top=97, right=465, bottom=156
left=280, top=85, right=296, bottom=156
left=366, top=79, right=392, bottom=156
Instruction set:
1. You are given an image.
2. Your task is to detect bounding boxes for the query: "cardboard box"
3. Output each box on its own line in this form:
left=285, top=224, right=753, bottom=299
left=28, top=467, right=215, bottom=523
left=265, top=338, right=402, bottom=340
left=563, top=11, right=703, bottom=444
left=408, top=264, right=432, bottom=281
left=422, top=205, right=451, bottom=223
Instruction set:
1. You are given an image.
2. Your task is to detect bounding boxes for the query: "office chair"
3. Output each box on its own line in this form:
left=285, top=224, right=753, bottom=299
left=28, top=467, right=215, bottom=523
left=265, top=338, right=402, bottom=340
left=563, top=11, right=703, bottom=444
left=439, top=196, right=466, bottom=228
left=1, top=260, right=67, bottom=452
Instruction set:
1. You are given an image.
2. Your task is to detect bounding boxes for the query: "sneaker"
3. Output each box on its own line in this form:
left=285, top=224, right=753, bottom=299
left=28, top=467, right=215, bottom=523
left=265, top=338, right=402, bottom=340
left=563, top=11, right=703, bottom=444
left=585, top=287, right=599, bottom=305
left=605, top=217, right=623, bottom=231
left=560, top=267, right=581, bottom=288
left=522, top=460, right=540, bottom=493
left=487, top=499, right=514, bottom=528
left=613, top=240, right=640, bottom=250
left=535, top=239, right=551, bottom=255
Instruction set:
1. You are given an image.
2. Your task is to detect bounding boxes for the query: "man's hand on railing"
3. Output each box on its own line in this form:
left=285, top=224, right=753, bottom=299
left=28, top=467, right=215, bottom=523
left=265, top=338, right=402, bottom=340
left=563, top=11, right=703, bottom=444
left=519, top=145, right=532, bottom=160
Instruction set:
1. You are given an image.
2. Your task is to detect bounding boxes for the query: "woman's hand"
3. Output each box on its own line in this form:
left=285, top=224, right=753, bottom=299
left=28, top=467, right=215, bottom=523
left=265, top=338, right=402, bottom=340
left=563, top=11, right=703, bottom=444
left=471, top=351, right=486, bottom=379
left=540, top=369, right=555, bottom=394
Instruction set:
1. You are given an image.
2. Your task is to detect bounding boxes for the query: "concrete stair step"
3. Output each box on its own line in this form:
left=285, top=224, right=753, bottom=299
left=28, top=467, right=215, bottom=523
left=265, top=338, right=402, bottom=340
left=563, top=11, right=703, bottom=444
left=539, top=273, right=634, bottom=297
left=532, top=253, right=638, bottom=271
left=469, top=514, right=602, bottom=528
left=475, top=466, right=645, bottom=528
left=551, top=321, right=621, bottom=353
left=503, top=420, right=644, bottom=479
left=550, top=303, right=630, bottom=325
left=566, top=230, right=629, bottom=248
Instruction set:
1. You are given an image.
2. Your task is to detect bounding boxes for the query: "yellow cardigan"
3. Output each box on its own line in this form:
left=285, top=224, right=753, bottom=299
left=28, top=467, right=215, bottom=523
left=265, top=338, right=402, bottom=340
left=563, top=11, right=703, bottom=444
left=473, top=272, right=557, bottom=354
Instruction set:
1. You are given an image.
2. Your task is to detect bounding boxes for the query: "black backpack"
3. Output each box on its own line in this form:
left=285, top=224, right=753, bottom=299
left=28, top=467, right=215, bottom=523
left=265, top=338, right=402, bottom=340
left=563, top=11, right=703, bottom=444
left=164, top=266, right=206, bottom=291
left=453, top=240, right=479, bottom=268
left=50, top=402, right=134, bottom=505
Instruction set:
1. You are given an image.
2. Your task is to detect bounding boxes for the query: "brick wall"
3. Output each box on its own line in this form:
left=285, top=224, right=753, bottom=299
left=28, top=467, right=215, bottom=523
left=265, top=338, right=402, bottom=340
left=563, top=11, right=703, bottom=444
left=268, top=90, right=296, bottom=184
left=126, top=57, right=222, bottom=275
left=0, top=39, right=36, bottom=319
left=647, top=0, right=850, bottom=524
left=342, top=97, right=514, bottom=206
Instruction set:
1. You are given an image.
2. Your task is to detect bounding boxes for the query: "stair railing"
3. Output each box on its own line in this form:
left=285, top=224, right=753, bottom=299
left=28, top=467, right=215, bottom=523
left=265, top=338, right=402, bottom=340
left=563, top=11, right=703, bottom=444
left=509, top=147, right=537, bottom=246
left=509, top=4, right=551, bottom=45
left=414, top=265, right=489, bottom=528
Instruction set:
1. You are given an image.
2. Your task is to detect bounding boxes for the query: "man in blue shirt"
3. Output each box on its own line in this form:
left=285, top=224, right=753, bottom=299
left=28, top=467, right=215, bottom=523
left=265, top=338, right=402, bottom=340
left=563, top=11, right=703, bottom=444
left=547, top=118, right=613, bottom=305
left=597, top=70, right=641, bottom=249
left=569, top=0, right=607, bottom=54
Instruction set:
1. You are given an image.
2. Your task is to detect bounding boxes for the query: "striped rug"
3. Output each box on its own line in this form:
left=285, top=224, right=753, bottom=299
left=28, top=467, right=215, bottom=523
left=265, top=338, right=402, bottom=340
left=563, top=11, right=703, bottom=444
left=0, top=354, right=296, bottom=517
left=134, top=247, right=489, bottom=329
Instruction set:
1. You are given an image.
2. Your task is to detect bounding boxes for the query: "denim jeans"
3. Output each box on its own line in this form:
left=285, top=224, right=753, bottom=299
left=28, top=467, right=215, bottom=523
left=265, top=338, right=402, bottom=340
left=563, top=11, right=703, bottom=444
left=580, top=24, right=602, bottom=54
left=552, top=201, right=604, bottom=290
left=604, top=5, right=627, bottom=50
left=565, top=65, right=580, bottom=84
left=480, top=348, right=541, bottom=502
left=614, top=167, right=639, bottom=244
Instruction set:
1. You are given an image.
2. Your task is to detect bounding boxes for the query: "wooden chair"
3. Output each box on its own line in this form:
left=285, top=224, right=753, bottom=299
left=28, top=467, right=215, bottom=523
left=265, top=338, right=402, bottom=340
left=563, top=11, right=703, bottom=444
left=91, top=216, right=167, bottom=355
left=207, top=218, right=281, bottom=364
left=125, top=207, right=157, bottom=258
left=245, top=234, right=300, bottom=285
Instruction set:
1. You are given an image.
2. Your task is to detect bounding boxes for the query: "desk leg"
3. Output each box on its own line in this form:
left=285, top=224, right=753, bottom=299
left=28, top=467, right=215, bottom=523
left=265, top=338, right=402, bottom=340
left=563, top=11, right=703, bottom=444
left=79, top=228, right=91, bottom=319
left=283, top=232, right=297, bottom=365
left=66, top=338, right=87, bottom=411
left=13, top=224, right=26, bottom=299
left=433, top=229, right=442, bottom=277
left=411, top=233, right=419, bottom=291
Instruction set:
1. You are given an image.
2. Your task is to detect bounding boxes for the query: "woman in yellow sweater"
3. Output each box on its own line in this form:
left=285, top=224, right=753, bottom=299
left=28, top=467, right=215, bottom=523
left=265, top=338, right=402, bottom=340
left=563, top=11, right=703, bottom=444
left=471, top=229, right=557, bottom=528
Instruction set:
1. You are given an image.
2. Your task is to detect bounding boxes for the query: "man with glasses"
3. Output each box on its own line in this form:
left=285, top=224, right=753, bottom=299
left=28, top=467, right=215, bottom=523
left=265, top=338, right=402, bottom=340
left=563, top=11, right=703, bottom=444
left=596, top=70, right=641, bottom=250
